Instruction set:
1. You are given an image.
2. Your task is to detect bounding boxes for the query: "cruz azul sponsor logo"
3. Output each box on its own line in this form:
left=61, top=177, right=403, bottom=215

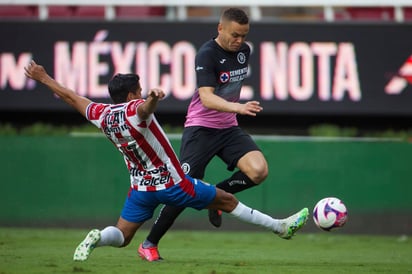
left=219, top=67, right=248, bottom=84
left=219, top=72, right=230, bottom=83
left=131, top=163, right=171, bottom=187
left=385, top=55, right=412, bottom=95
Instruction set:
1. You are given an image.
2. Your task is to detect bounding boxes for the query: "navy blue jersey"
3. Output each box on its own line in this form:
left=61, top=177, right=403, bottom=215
left=195, top=39, right=250, bottom=101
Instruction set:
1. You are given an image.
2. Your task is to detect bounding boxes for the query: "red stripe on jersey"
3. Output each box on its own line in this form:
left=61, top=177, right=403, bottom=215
left=148, top=120, right=185, bottom=178
left=114, top=131, right=123, bottom=140
left=165, top=177, right=175, bottom=189
left=146, top=186, right=157, bottom=191
left=178, top=177, right=195, bottom=197
left=127, top=187, right=133, bottom=197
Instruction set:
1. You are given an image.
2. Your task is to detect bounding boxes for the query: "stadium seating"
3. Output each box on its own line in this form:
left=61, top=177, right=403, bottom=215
left=404, top=7, right=412, bottom=20
left=47, top=6, right=76, bottom=18
left=115, top=6, right=166, bottom=19
left=48, top=6, right=105, bottom=19
left=0, top=5, right=38, bottom=18
left=75, top=6, right=105, bottom=18
left=0, top=5, right=166, bottom=20
left=0, top=4, right=411, bottom=22
left=345, top=7, right=395, bottom=21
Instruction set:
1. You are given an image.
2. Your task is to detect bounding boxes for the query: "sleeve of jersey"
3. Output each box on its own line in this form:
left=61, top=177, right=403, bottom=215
left=126, top=99, right=144, bottom=117
left=86, top=102, right=107, bottom=128
left=195, top=49, right=217, bottom=87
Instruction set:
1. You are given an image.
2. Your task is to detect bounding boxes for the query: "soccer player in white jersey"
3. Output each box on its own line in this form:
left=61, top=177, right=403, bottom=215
left=24, top=60, right=308, bottom=263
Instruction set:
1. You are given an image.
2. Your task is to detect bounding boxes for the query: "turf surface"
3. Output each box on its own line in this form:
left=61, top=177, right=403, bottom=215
left=0, top=227, right=411, bottom=274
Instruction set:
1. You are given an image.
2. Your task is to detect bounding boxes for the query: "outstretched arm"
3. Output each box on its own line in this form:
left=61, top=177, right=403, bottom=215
left=24, top=60, right=92, bottom=118
left=137, top=88, right=165, bottom=120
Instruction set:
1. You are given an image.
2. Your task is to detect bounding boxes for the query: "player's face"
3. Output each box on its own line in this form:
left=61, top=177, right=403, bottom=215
left=217, top=21, right=249, bottom=52
left=134, top=86, right=142, bottom=98
left=127, top=86, right=142, bottom=101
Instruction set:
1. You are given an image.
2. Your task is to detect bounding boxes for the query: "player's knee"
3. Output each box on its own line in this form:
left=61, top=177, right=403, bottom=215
left=249, top=165, right=268, bottom=184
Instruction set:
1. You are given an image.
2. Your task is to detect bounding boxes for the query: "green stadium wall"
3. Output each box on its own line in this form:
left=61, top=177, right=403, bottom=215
left=1, top=136, right=411, bottom=235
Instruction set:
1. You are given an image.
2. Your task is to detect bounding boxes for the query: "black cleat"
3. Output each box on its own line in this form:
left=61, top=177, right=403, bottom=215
left=208, top=209, right=222, bottom=228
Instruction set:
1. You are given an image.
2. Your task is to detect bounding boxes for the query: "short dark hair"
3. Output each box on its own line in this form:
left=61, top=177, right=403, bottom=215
left=108, top=73, right=140, bottom=104
left=221, top=8, right=249, bottom=25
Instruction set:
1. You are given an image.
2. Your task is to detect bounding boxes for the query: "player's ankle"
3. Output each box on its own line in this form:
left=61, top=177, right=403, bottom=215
left=142, top=239, right=157, bottom=248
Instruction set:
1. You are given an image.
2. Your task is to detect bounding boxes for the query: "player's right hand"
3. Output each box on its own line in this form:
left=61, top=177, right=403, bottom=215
left=24, top=60, right=48, bottom=82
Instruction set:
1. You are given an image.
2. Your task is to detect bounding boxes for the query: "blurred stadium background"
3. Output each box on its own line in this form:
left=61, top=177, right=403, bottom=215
left=1, top=0, right=411, bottom=235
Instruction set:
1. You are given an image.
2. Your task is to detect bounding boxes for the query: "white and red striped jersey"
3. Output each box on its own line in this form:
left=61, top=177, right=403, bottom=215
left=86, top=99, right=185, bottom=191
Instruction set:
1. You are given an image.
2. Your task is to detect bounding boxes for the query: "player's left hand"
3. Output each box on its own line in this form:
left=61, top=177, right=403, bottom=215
left=148, top=88, right=166, bottom=100
left=240, top=101, right=263, bottom=116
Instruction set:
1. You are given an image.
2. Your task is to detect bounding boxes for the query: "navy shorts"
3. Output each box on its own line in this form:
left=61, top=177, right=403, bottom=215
left=121, top=176, right=216, bottom=223
left=179, top=126, right=260, bottom=178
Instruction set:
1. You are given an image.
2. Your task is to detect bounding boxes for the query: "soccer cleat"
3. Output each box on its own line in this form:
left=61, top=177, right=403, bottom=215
left=208, top=209, right=222, bottom=228
left=73, top=229, right=101, bottom=261
left=278, top=208, right=309, bottom=240
left=138, top=244, right=163, bottom=262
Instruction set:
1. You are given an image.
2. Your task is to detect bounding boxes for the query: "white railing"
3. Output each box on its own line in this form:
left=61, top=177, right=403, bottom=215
left=1, top=0, right=411, bottom=21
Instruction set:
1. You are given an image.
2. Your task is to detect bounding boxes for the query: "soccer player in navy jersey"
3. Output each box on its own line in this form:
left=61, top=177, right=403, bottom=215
left=24, top=60, right=308, bottom=263
left=140, top=8, right=279, bottom=261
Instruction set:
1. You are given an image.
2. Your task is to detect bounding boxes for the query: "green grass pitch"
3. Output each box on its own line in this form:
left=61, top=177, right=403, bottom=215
left=0, top=227, right=411, bottom=274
